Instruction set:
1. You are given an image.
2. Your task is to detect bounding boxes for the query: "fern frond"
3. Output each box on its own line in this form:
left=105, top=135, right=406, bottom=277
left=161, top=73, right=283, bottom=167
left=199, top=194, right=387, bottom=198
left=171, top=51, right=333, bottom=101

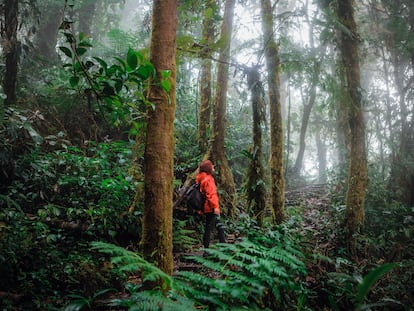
left=90, top=241, right=173, bottom=289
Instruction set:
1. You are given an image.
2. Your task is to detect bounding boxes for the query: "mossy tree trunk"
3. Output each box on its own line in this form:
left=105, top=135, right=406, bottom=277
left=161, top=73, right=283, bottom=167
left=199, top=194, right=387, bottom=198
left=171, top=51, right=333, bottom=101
left=337, top=0, right=368, bottom=254
left=207, top=0, right=236, bottom=217
left=246, top=66, right=267, bottom=226
left=388, top=0, right=414, bottom=207
left=261, top=0, right=285, bottom=224
left=2, top=0, right=19, bottom=111
left=141, top=0, right=177, bottom=275
left=198, top=0, right=217, bottom=154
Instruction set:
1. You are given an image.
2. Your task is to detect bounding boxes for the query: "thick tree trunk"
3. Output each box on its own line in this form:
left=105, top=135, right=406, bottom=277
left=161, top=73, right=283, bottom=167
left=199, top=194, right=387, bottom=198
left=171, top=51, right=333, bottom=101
left=208, top=0, right=236, bottom=217
left=337, top=0, right=368, bottom=253
left=141, top=0, right=177, bottom=275
left=34, top=3, right=62, bottom=64
left=246, top=66, right=266, bottom=226
left=198, top=0, right=216, bottom=154
left=261, top=0, right=285, bottom=224
left=2, top=0, right=19, bottom=108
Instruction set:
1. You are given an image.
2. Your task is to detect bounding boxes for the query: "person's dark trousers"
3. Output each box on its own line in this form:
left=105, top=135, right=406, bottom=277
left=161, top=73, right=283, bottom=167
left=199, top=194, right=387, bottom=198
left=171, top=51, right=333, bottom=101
left=203, top=212, right=226, bottom=248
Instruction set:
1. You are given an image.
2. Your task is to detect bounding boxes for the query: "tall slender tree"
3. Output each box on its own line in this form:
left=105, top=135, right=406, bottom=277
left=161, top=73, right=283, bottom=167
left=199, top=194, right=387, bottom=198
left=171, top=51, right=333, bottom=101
left=246, top=66, right=266, bottom=225
left=141, top=0, right=178, bottom=275
left=261, top=0, right=285, bottom=224
left=292, top=2, right=324, bottom=179
left=1, top=0, right=19, bottom=110
left=207, top=0, right=236, bottom=217
left=198, top=0, right=217, bottom=154
left=384, top=0, right=414, bottom=207
left=337, top=0, right=368, bottom=254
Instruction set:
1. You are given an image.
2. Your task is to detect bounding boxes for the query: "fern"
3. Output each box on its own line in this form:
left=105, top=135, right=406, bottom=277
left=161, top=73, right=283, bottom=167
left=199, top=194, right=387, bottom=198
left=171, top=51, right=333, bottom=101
left=175, top=227, right=308, bottom=310
left=90, top=226, right=308, bottom=310
left=90, top=241, right=172, bottom=290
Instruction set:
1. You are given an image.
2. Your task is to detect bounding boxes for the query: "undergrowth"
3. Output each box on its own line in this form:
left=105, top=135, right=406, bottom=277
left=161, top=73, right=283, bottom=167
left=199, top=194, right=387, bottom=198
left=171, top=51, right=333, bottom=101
left=85, top=226, right=308, bottom=311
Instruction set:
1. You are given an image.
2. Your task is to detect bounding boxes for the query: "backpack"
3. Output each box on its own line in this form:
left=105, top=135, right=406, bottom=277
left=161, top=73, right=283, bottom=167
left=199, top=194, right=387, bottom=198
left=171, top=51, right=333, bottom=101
left=185, top=182, right=206, bottom=212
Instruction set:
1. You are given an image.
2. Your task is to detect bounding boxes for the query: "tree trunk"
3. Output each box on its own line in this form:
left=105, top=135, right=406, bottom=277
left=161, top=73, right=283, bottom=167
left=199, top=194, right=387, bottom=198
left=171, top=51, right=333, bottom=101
left=198, top=0, right=216, bottom=154
left=2, top=0, right=19, bottom=108
left=78, top=1, right=96, bottom=36
left=246, top=66, right=266, bottom=226
left=387, top=0, right=414, bottom=207
left=337, top=0, right=368, bottom=254
left=315, top=115, right=327, bottom=184
left=141, top=0, right=177, bottom=275
left=261, top=0, right=286, bottom=224
left=34, top=3, right=62, bottom=64
left=292, top=5, right=323, bottom=179
left=207, top=0, right=236, bottom=217
left=292, top=60, right=320, bottom=176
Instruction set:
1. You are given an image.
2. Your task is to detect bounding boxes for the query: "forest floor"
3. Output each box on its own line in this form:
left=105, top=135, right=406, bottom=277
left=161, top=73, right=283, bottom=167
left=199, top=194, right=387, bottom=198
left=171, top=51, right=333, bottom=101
left=174, top=184, right=336, bottom=278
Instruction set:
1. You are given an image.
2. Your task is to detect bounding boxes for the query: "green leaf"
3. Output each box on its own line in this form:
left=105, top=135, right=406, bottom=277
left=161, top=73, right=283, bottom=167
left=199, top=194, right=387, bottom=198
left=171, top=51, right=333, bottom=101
left=137, top=64, right=153, bottom=80
left=59, top=46, right=73, bottom=58
left=114, top=79, right=123, bottom=93
left=127, top=49, right=138, bottom=70
left=76, top=47, right=87, bottom=56
left=93, top=57, right=108, bottom=71
left=160, top=79, right=171, bottom=93
left=69, top=76, right=80, bottom=87
left=161, top=70, right=171, bottom=79
left=113, top=56, right=127, bottom=71
left=355, top=263, right=396, bottom=308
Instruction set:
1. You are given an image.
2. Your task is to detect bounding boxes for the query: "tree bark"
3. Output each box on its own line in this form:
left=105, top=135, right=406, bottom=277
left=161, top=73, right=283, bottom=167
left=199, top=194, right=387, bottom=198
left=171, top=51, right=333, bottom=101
left=246, top=66, right=266, bottom=226
left=387, top=0, right=414, bottom=207
left=261, top=0, right=286, bottom=224
left=198, top=0, right=217, bottom=154
left=34, top=3, right=62, bottom=64
left=315, top=115, right=327, bottom=184
left=337, top=0, right=368, bottom=253
left=2, top=0, right=19, bottom=108
left=207, top=0, right=236, bottom=217
left=141, top=0, right=177, bottom=275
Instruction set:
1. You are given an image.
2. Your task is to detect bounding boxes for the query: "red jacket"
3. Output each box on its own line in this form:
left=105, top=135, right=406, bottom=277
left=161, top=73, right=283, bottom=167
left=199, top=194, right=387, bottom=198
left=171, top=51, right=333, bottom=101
left=196, top=172, right=220, bottom=214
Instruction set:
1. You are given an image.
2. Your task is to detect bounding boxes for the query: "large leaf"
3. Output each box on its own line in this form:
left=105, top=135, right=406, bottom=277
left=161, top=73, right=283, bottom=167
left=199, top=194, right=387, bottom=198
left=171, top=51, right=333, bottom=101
left=355, top=263, right=396, bottom=309
left=69, top=76, right=80, bottom=87
left=59, top=46, right=73, bottom=58
left=127, top=48, right=138, bottom=70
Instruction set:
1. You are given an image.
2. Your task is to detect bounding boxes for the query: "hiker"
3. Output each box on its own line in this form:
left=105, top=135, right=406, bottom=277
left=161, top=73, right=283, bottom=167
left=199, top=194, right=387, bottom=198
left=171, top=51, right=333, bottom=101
left=196, top=160, right=226, bottom=248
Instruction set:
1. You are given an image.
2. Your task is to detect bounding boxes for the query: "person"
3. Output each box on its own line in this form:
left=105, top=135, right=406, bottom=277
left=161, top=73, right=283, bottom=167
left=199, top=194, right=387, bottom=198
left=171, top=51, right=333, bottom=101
left=196, top=159, right=226, bottom=248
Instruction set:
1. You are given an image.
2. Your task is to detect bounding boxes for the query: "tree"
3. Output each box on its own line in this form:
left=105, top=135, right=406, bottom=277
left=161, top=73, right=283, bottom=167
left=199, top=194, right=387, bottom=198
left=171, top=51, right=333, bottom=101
left=33, top=1, right=62, bottom=64
left=141, top=0, right=178, bottom=275
left=198, top=0, right=217, bottom=154
left=337, top=0, right=368, bottom=253
left=245, top=66, right=266, bottom=225
left=1, top=0, right=19, bottom=110
left=207, top=0, right=236, bottom=217
left=292, top=2, right=324, bottom=180
left=381, top=0, right=414, bottom=207
left=261, top=0, right=285, bottom=224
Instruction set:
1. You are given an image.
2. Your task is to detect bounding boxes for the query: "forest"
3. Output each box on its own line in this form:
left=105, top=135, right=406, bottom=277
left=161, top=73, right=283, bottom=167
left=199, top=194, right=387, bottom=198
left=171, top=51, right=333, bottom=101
left=0, top=0, right=413, bottom=310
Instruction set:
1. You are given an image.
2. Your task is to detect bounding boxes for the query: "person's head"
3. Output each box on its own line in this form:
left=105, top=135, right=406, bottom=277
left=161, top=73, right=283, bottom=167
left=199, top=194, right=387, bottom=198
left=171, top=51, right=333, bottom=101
left=199, top=160, right=214, bottom=175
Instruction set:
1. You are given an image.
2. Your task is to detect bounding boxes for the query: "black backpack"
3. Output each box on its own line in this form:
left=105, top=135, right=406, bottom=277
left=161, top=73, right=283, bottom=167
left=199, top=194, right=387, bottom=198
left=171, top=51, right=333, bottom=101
left=185, top=182, right=206, bottom=212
